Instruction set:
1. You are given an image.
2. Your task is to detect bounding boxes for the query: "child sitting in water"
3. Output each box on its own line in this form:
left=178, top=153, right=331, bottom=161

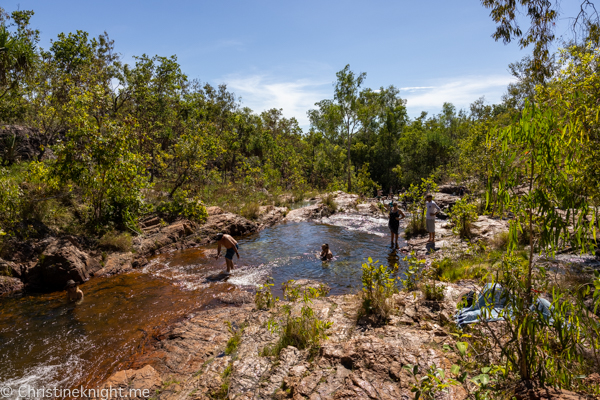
left=318, top=244, right=333, bottom=261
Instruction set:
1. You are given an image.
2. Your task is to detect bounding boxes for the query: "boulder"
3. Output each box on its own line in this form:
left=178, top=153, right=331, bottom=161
left=192, top=213, right=258, bottom=245
left=96, top=252, right=134, bottom=277
left=0, top=125, right=57, bottom=163
left=25, top=237, right=101, bottom=290
left=0, top=258, right=22, bottom=278
left=0, top=276, right=24, bottom=296
left=206, top=206, right=224, bottom=216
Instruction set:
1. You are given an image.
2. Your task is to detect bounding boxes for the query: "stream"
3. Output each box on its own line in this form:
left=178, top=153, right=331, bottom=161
left=0, top=211, right=406, bottom=397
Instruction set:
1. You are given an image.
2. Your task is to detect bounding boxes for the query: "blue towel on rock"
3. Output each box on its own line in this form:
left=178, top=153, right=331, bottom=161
left=455, top=283, right=553, bottom=327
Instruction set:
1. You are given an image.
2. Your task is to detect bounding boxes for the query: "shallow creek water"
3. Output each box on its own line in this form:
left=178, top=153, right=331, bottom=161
left=0, top=212, right=405, bottom=396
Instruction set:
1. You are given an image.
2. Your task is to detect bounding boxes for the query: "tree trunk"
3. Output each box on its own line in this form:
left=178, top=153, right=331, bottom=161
left=347, top=131, right=352, bottom=192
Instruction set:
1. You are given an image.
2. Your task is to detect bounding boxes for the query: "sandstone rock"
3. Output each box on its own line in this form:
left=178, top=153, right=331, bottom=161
left=257, top=206, right=288, bottom=230
left=25, top=237, right=101, bottom=290
left=192, top=213, right=258, bottom=247
left=96, top=252, right=134, bottom=276
left=0, top=258, right=22, bottom=278
left=134, top=220, right=197, bottom=255
left=0, top=125, right=53, bottom=163
left=0, top=276, right=24, bottom=296
left=92, top=365, right=161, bottom=399
left=206, top=206, right=224, bottom=216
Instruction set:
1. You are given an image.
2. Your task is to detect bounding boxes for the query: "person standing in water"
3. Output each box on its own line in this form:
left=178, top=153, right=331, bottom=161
left=425, top=194, right=441, bottom=242
left=65, top=280, right=84, bottom=303
left=215, top=233, right=239, bottom=274
left=319, top=244, right=333, bottom=261
left=388, top=202, right=405, bottom=248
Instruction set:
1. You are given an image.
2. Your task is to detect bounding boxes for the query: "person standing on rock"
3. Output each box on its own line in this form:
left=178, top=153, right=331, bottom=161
left=65, top=280, right=84, bottom=303
left=215, top=233, right=239, bottom=274
left=425, top=194, right=441, bottom=243
left=388, top=202, right=405, bottom=248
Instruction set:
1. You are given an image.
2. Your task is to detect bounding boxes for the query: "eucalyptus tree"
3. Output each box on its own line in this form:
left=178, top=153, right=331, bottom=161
left=309, top=65, right=366, bottom=192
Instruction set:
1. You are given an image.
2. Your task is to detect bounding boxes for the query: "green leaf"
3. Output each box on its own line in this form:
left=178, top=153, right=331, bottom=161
left=456, top=341, right=468, bottom=357
left=451, top=364, right=460, bottom=375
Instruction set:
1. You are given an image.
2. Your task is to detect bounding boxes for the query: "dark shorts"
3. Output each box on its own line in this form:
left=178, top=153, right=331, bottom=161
left=225, top=244, right=239, bottom=260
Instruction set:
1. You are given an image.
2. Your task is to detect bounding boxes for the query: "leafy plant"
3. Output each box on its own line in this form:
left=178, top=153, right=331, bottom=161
left=322, top=193, right=337, bottom=212
left=358, top=257, right=398, bottom=324
left=263, top=290, right=332, bottom=358
left=400, top=252, right=426, bottom=291
left=240, top=201, right=260, bottom=220
left=156, top=190, right=208, bottom=223
left=224, top=321, right=246, bottom=355
left=448, top=195, right=478, bottom=239
left=401, top=176, right=439, bottom=239
left=281, top=280, right=329, bottom=302
left=255, top=277, right=278, bottom=310
left=98, top=230, right=132, bottom=252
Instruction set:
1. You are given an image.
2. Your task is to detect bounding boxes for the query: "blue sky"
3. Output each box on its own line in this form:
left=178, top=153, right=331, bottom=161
left=6, top=1, right=583, bottom=128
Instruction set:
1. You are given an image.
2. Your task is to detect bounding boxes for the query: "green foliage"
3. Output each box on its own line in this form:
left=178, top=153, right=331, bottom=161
left=0, top=168, right=22, bottom=234
left=358, top=257, right=398, bottom=324
left=449, top=195, right=478, bottom=239
left=400, top=253, right=426, bottom=291
left=403, top=363, right=460, bottom=400
left=431, top=257, right=489, bottom=283
left=156, top=190, right=208, bottom=223
left=281, top=280, right=330, bottom=302
left=354, top=163, right=378, bottom=196
left=240, top=202, right=260, bottom=220
left=401, top=176, right=439, bottom=239
left=263, top=292, right=332, bottom=358
left=98, top=231, right=133, bottom=252
left=322, top=193, right=338, bottom=212
left=255, top=278, right=278, bottom=310
left=422, top=281, right=445, bottom=301
left=224, top=321, right=246, bottom=356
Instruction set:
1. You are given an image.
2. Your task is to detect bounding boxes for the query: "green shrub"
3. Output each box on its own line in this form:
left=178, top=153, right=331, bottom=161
left=401, top=176, right=438, bottom=239
left=156, top=190, right=208, bottom=223
left=421, top=281, right=445, bottom=301
left=98, top=231, right=133, bottom=252
left=255, top=278, right=278, bottom=310
left=358, top=258, right=399, bottom=324
left=240, top=201, right=261, bottom=220
left=488, top=231, right=510, bottom=250
left=400, top=253, right=426, bottom=291
left=322, top=193, right=337, bottom=212
left=263, top=299, right=332, bottom=358
left=0, top=168, right=23, bottom=235
left=448, top=196, right=478, bottom=239
left=224, top=321, right=246, bottom=355
left=282, top=280, right=330, bottom=302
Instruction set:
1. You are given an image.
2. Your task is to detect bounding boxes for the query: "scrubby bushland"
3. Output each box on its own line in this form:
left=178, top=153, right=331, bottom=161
left=358, top=258, right=398, bottom=325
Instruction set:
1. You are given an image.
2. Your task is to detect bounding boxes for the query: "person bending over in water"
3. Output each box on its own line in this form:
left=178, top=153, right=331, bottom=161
left=388, top=202, right=406, bottom=248
left=319, top=244, right=333, bottom=261
left=215, top=233, right=239, bottom=274
left=65, top=280, right=84, bottom=303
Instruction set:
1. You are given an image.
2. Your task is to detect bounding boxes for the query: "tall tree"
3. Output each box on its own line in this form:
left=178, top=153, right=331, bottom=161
left=309, top=65, right=366, bottom=192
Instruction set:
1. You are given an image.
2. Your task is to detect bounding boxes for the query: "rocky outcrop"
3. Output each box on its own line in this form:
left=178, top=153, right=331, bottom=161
left=285, top=203, right=333, bottom=222
left=133, top=220, right=197, bottom=255
left=191, top=213, right=258, bottom=246
left=96, top=252, right=134, bottom=277
left=25, top=237, right=101, bottom=290
left=99, top=283, right=475, bottom=400
left=256, top=206, right=288, bottom=230
left=0, top=276, right=24, bottom=296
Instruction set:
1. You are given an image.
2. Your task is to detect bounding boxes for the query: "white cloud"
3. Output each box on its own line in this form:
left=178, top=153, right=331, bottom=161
left=402, top=75, right=516, bottom=116
left=223, top=74, right=330, bottom=128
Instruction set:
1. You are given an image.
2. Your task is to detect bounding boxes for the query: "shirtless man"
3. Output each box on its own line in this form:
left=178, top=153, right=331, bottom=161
left=215, top=233, right=239, bottom=274
left=65, top=280, right=84, bottom=303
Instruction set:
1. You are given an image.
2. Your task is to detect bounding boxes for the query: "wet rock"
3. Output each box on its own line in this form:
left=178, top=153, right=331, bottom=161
left=25, top=237, right=101, bottom=290
left=0, top=276, right=24, bottom=296
left=92, top=365, right=161, bottom=399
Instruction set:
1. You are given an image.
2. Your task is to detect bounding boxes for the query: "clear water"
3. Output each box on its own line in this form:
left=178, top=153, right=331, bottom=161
left=0, top=211, right=406, bottom=397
